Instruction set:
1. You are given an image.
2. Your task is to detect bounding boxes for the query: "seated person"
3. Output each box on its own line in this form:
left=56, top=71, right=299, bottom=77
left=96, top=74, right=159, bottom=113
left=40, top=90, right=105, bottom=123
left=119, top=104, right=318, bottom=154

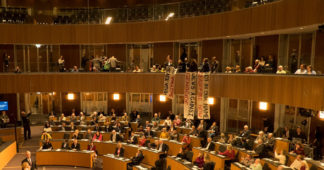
left=218, top=145, right=235, bottom=160
left=71, top=138, right=81, bottom=151
left=189, top=125, right=198, bottom=136
left=176, top=147, right=187, bottom=159
left=114, top=142, right=125, bottom=157
left=240, top=154, right=254, bottom=166
left=59, top=113, right=66, bottom=122
left=121, top=112, right=129, bottom=122
left=250, top=159, right=262, bottom=170
left=208, top=122, right=219, bottom=138
left=218, top=133, right=226, bottom=143
left=203, top=154, right=215, bottom=170
left=239, top=125, right=251, bottom=138
left=92, top=131, right=103, bottom=141
left=264, top=133, right=275, bottom=151
left=110, top=130, right=122, bottom=142
left=87, top=140, right=97, bottom=155
left=84, top=128, right=93, bottom=140
left=127, top=149, right=144, bottom=169
left=94, top=123, right=100, bottom=132
left=292, top=127, right=307, bottom=143
left=164, top=116, right=172, bottom=127
left=274, top=150, right=286, bottom=165
left=114, top=122, right=124, bottom=133
left=42, top=138, right=53, bottom=150
left=127, top=132, right=138, bottom=144
left=70, top=122, right=76, bottom=131
left=198, top=120, right=206, bottom=130
left=184, top=119, right=193, bottom=128
left=152, top=121, right=160, bottom=131
left=170, top=129, right=178, bottom=140
left=151, top=113, right=160, bottom=124
left=72, top=129, right=82, bottom=139
left=61, top=122, right=67, bottom=131
left=173, top=115, right=181, bottom=126
left=182, top=133, right=192, bottom=145
left=157, top=140, right=169, bottom=158
left=194, top=151, right=205, bottom=168
left=204, top=137, right=215, bottom=151
left=43, top=121, right=52, bottom=132
left=61, top=139, right=70, bottom=149
left=150, top=140, right=160, bottom=149
left=254, top=139, right=267, bottom=158
left=144, top=126, right=154, bottom=137
left=159, top=128, right=169, bottom=139
left=290, top=155, right=309, bottom=170
left=290, top=143, right=305, bottom=155
left=139, top=135, right=147, bottom=147
left=41, top=131, right=52, bottom=141
left=255, top=131, right=266, bottom=143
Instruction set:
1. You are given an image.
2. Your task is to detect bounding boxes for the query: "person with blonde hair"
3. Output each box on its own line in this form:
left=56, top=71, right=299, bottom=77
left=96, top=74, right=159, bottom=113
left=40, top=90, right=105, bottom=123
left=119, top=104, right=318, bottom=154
left=218, top=144, right=235, bottom=160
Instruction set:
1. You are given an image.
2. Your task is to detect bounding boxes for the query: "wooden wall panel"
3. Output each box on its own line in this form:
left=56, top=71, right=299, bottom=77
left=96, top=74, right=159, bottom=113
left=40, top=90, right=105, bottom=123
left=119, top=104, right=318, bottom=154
left=251, top=101, right=275, bottom=132
left=202, top=40, right=223, bottom=71
left=153, top=94, right=172, bottom=117
left=60, top=45, right=80, bottom=69
left=0, top=0, right=323, bottom=44
left=153, top=43, right=173, bottom=66
left=106, top=44, right=126, bottom=65
left=255, top=35, right=279, bottom=60
left=0, top=74, right=324, bottom=111
left=61, top=92, right=80, bottom=115
left=314, top=31, right=324, bottom=73
left=108, top=93, right=126, bottom=116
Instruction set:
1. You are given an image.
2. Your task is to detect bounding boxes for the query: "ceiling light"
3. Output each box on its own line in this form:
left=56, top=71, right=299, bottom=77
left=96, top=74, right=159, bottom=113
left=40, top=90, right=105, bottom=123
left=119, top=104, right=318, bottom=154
left=259, top=102, right=268, bottom=111
left=319, top=111, right=324, bottom=119
left=35, top=44, right=41, bottom=48
left=165, top=12, right=175, bottom=21
left=105, top=17, right=112, bottom=25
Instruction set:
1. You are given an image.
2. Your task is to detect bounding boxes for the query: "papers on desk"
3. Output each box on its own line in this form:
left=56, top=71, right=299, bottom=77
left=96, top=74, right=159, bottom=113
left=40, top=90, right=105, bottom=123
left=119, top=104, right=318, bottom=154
left=135, top=165, right=149, bottom=170
left=217, top=154, right=226, bottom=158
left=210, top=151, right=216, bottom=154
left=56, top=149, right=61, bottom=151
left=183, top=161, right=191, bottom=165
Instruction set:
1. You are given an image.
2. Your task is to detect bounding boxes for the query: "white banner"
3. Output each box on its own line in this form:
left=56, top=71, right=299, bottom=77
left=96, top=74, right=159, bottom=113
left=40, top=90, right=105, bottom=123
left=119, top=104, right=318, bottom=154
left=184, top=72, right=197, bottom=120
left=163, top=67, right=176, bottom=99
left=197, top=72, right=210, bottom=119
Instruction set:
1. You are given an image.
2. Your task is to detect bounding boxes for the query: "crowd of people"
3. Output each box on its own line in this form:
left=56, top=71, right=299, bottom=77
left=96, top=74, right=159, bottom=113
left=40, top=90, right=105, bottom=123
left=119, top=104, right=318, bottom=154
left=16, top=108, right=320, bottom=170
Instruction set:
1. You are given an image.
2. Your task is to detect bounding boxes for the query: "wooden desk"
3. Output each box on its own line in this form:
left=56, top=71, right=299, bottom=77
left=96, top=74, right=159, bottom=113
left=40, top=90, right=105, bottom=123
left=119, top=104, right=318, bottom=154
left=287, top=153, right=324, bottom=170
left=36, top=150, right=95, bottom=168
left=230, top=162, right=247, bottom=170
left=163, top=140, right=184, bottom=156
left=179, top=134, right=202, bottom=147
left=166, top=156, right=192, bottom=170
left=141, top=148, right=162, bottom=166
left=103, top=154, right=131, bottom=170
left=0, top=127, right=24, bottom=143
left=275, top=138, right=290, bottom=153
left=192, top=147, right=230, bottom=170
left=0, top=141, right=17, bottom=169
left=260, top=158, right=282, bottom=170
left=177, top=127, right=192, bottom=134
left=50, top=131, right=111, bottom=141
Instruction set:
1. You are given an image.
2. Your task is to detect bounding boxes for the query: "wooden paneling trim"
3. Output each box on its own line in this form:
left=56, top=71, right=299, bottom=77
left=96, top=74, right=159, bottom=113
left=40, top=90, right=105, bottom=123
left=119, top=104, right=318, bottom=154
left=0, top=73, right=324, bottom=110
left=0, top=141, right=17, bottom=169
left=0, top=0, right=323, bottom=44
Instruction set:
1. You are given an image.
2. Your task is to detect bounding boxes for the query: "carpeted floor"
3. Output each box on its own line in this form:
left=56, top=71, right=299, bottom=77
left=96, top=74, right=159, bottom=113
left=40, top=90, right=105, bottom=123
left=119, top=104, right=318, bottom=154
left=3, top=126, right=93, bottom=170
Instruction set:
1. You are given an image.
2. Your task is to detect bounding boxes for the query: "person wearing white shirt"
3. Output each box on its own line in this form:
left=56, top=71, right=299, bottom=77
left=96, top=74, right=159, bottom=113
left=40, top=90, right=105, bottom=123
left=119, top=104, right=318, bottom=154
left=295, top=64, right=307, bottom=74
left=276, top=65, right=287, bottom=74
left=306, top=65, right=316, bottom=75
left=274, top=150, right=286, bottom=165
left=21, top=151, right=35, bottom=170
left=290, top=155, right=309, bottom=170
left=164, top=116, right=172, bottom=126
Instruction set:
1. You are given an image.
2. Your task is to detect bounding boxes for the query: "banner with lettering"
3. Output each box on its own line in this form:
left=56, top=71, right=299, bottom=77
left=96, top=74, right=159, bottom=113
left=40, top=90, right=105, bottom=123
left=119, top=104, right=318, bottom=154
left=163, top=67, right=176, bottom=99
left=197, top=72, right=210, bottom=119
left=184, top=72, right=197, bottom=120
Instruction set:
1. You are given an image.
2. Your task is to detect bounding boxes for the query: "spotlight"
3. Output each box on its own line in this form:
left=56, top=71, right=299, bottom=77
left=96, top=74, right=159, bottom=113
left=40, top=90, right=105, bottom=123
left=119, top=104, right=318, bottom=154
left=35, top=44, right=41, bottom=48
left=159, top=95, right=166, bottom=102
left=67, top=93, right=75, bottom=100
left=105, top=17, right=112, bottom=25
left=259, top=102, right=268, bottom=111
left=319, top=111, right=324, bottom=119
left=165, top=12, right=175, bottom=21
left=113, top=93, right=120, bottom=101
left=208, top=97, right=215, bottom=105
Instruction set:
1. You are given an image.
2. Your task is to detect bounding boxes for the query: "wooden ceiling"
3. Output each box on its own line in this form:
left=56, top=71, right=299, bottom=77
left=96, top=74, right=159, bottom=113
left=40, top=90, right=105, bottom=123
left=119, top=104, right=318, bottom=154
left=7, top=0, right=193, bottom=9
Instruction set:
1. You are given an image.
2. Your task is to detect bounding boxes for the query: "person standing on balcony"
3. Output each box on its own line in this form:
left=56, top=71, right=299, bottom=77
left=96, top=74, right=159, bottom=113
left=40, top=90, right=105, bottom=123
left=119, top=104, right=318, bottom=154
left=58, top=56, right=65, bottom=72
left=108, top=56, right=120, bottom=72
left=3, top=52, right=10, bottom=72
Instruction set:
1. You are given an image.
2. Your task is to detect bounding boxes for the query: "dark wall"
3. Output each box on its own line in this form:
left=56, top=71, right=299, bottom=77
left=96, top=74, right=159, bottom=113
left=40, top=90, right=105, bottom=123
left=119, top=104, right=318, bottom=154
left=310, top=113, right=324, bottom=155
left=106, top=44, right=126, bottom=69
left=255, top=35, right=279, bottom=65
left=60, top=45, right=80, bottom=70
left=210, top=97, right=221, bottom=124
left=61, top=92, right=80, bottom=115
left=0, top=45, right=14, bottom=72
left=251, top=101, right=275, bottom=133
left=108, top=93, right=126, bottom=116
left=153, top=43, right=173, bottom=66
left=315, top=31, right=324, bottom=73
left=0, top=94, right=17, bottom=123
left=153, top=94, right=172, bottom=117
left=202, top=40, right=223, bottom=71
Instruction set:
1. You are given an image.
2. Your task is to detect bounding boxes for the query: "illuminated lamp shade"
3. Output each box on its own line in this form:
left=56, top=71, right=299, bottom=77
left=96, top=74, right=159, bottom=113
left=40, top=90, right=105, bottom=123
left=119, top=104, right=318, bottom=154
left=208, top=97, right=215, bottom=105
left=319, top=111, right=324, bottom=119
left=67, top=93, right=75, bottom=100
left=159, top=95, right=166, bottom=102
left=113, top=93, right=120, bottom=101
left=105, top=17, right=112, bottom=24
left=259, top=102, right=268, bottom=111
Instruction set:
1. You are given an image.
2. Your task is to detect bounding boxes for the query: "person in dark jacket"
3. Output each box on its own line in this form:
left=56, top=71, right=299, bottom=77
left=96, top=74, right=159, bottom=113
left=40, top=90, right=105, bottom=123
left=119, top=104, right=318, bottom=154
left=21, top=151, right=36, bottom=170
left=61, top=139, right=70, bottom=149
left=115, top=142, right=125, bottom=157
left=200, top=58, right=210, bottom=72
left=188, top=59, right=198, bottom=72
left=177, top=59, right=187, bottom=72
left=21, top=111, right=31, bottom=140
left=127, top=149, right=144, bottom=169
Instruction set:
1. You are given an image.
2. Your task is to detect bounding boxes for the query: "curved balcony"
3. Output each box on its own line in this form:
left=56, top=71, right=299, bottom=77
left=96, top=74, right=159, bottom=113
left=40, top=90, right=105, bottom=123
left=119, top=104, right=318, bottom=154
left=0, top=73, right=323, bottom=111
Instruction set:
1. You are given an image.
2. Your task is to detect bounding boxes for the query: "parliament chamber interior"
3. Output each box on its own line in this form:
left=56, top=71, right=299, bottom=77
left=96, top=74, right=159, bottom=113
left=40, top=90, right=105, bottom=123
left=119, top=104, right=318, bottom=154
left=0, top=0, right=324, bottom=169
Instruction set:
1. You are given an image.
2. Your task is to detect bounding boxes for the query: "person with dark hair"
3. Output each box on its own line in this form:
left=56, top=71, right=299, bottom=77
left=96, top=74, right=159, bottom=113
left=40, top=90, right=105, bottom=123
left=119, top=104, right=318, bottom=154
left=3, top=52, right=10, bottom=72
left=200, top=58, right=210, bottom=72
left=115, top=142, right=125, bottom=157
left=292, top=127, right=307, bottom=143
left=127, top=149, right=144, bottom=169
left=21, top=111, right=31, bottom=140
left=312, top=126, right=322, bottom=160
left=194, top=151, right=205, bottom=168
left=177, top=59, right=187, bottom=73
left=92, top=131, right=103, bottom=141
left=295, top=64, right=307, bottom=74
left=203, top=154, right=215, bottom=170
left=210, top=56, right=220, bottom=73
left=71, top=138, right=80, bottom=151
left=290, top=142, right=305, bottom=155
left=188, top=59, right=198, bottom=72
left=61, top=139, right=70, bottom=149
left=42, top=138, right=53, bottom=150
left=0, top=111, right=10, bottom=128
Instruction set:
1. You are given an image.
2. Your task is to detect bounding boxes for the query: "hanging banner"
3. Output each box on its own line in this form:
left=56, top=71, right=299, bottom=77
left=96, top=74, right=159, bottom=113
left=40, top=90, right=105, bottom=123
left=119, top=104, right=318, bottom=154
left=197, top=72, right=210, bottom=119
left=163, top=67, right=176, bottom=99
left=184, top=72, right=197, bottom=120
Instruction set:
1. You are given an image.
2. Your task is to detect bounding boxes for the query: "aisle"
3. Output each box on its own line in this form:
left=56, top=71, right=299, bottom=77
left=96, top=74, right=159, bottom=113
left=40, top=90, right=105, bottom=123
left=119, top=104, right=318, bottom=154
left=3, top=126, right=92, bottom=170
